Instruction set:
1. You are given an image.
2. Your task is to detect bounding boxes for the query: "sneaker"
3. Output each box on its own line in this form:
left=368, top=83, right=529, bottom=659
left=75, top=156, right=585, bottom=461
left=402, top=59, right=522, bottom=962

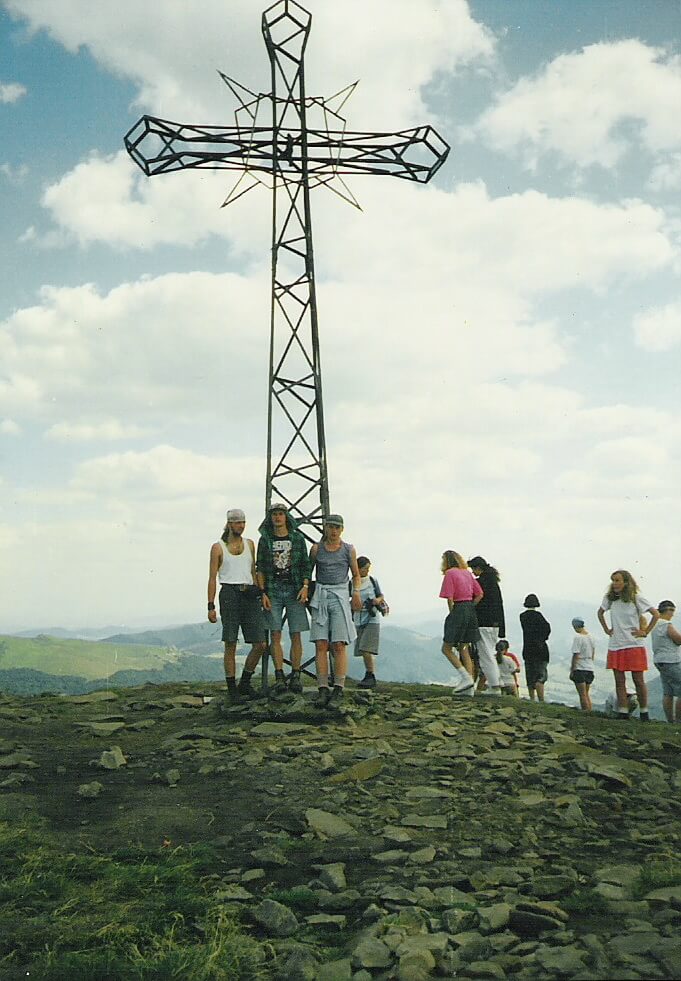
left=314, top=687, right=331, bottom=708
left=357, top=673, right=377, bottom=689
left=288, top=671, right=303, bottom=694
left=452, top=676, right=475, bottom=696
left=327, top=686, right=344, bottom=708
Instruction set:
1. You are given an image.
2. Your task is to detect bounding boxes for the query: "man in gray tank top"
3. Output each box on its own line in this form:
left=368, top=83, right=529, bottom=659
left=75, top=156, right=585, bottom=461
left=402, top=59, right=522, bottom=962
left=207, top=508, right=266, bottom=701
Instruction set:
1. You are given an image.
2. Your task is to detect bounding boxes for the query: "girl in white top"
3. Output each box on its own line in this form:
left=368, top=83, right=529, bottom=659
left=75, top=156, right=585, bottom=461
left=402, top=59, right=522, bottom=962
left=597, top=569, right=658, bottom=721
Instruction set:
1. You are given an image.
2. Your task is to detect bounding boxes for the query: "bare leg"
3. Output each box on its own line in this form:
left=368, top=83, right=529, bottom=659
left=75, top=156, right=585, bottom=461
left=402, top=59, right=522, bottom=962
left=663, top=694, right=674, bottom=723
left=458, top=645, right=474, bottom=678
left=442, top=642, right=463, bottom=670
left=223, top=642, right=237, bottom=679
left=675, top=697, right=681, bottom=722
left=244, top=644, right=265, bottom=672
left=535, top=682, right=545, bottom=702
left=331, top=641, right=347, bottom=685
left=362, top=653, right=376, bottom=674
left=528, top=684, right=536, bottom=701
left=614, top=670, right=628, bottom=710
left=290, top=632, right=303, bottom=671
left=631, top=671, right=648, bottom=711
left=315, top=640, right=330, bottom=682
left=575, top=682, right=590, bottom=712
left=584, top=683, right=592, bottom=711
left=270, top=631, right=284, bottom=671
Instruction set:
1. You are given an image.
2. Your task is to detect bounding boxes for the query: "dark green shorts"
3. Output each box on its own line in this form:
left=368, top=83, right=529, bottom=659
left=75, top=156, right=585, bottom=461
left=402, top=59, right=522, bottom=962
left=443, top=601, right=480, bottom=645
left=219, top=584, right=266, bottom=644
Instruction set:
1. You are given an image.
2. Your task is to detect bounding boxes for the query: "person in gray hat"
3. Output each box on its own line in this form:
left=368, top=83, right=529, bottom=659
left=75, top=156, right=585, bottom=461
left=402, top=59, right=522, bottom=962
left=309, top=514, right=362, bottom=708
left=207, top=508, right=266, bottom=701
left=257, top=503, right=312, bottom=694
left=569, top=617, right=596, bottom=711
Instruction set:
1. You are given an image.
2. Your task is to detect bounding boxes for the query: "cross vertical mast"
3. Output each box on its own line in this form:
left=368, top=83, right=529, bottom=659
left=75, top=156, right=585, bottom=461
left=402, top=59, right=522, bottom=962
left=263, top=0, right=329, bottom=538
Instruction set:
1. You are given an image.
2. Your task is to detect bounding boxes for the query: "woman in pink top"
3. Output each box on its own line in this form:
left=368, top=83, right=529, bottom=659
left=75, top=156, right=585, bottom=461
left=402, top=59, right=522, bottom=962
left=439, top=550, right=483, bottom=695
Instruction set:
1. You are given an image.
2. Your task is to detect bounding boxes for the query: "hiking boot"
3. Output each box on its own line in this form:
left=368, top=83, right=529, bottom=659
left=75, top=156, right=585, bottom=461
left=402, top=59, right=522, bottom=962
left=288, top=671, right=303, bottom=694
left=357, top=673, right=377, bottom=689
left=314, top=687, right=331, bottom=708
left=270, top=672, right=288, bottom=696
left=327, top=686, right=345, bottom=709
left=237, top=676, right=258, bottom=700
left=224, top=682, right=240, bottom=706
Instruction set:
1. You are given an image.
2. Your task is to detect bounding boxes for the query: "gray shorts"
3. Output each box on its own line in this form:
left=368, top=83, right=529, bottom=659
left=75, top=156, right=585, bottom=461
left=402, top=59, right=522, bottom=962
left=657, top=661, right=681, bottom=698
left=219, top=584, right=266, bottom=644
left=354, top=622, right=381, bottom=656
left=309, top=590, right=354, bottom=644
left=263, top=581, right=309, bottom=635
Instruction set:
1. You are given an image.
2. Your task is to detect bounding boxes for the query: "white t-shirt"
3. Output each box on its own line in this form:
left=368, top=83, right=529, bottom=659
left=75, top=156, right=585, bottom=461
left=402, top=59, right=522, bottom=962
left=652, top=619, right=681, bottom=665
left=498, top=652, right=519, bottom=687
left=571, top=633, right=595, bottom=671
left=600, top=593, right=652, bottom=651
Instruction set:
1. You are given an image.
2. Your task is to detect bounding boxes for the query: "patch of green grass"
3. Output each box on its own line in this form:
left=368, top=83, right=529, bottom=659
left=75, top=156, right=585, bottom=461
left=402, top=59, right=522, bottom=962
left=0, top=821, right=266, bottom=980
left=267, top=885, right=319, bottom=911
left=562, top=887, right=604, bottom=915
left=632, top=859, right=681, bottom=900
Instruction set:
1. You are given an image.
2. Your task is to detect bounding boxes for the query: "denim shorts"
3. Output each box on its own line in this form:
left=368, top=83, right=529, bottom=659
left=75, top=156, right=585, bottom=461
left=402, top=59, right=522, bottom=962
left=263, top=581, right=309, bottom=635
left=656, top=661, right=681, bottom=698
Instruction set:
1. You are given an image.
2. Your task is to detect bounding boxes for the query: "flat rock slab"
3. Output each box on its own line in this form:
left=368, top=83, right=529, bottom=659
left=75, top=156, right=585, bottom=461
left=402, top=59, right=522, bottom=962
left=401, top=815, right=448, bottom=829
left=66, top=691, right=119, bottom=704
left=305, top=808, right=358, bottom=838
left=329, top=758, right=383, bottom=783
left=251, top=722, right=310, bottom=736
left=74, top=721, right=126, bottom=735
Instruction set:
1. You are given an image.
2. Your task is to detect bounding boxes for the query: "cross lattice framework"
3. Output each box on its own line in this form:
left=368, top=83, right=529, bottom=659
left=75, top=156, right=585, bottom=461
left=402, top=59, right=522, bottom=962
left=125, top=0, right=450, bottom=539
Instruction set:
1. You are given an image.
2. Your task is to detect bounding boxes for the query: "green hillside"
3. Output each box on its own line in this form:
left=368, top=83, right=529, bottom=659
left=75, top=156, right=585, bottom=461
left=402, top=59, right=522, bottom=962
left=0, top=634, right=180, bottom=681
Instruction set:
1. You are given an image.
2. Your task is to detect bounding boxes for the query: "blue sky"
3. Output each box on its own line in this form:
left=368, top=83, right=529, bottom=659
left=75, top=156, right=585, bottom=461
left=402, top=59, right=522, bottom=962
left=1, top=0, right=680, bottom=632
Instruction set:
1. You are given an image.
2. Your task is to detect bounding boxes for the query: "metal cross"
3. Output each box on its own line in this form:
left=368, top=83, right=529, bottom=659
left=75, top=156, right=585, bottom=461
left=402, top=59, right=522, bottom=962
left=125, top=0, right=449, bottom=539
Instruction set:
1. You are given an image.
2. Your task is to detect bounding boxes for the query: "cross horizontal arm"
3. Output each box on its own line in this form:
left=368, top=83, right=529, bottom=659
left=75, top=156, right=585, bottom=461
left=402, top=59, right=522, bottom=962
left=125, top=114, right=450, bottom=183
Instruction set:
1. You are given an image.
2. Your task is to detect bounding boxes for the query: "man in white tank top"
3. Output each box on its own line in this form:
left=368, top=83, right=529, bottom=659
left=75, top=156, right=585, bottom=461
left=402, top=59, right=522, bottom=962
left=208, top=508, right=266, bottom=701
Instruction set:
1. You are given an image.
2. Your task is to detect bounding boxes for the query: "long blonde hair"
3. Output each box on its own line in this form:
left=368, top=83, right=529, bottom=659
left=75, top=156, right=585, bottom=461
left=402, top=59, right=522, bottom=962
left=606, top=569, right=639, bottom=604
left=441, top=550, right=467, bottom=573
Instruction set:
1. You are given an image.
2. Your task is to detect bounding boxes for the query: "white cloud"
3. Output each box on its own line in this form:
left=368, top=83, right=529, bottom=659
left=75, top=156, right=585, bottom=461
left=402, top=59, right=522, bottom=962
left=0, top=419, right=21, bottom=435
left=633, top=301, right=681, bottom=351
left=0, top=81, right=26, bottom=103
left=474, top=39, right=681, bottom=171
left=45, top=419, right=151, bottom=441
left=4, top=0, right=494, bottom=125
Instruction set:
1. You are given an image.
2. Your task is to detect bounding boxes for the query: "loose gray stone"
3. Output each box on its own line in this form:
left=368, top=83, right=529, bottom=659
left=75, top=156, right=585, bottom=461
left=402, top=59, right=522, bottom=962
left=98, top=746, right=127, bottom=770
left=276, top=945, right=319, bottom=981
left=535, top=944, right=586, bottom=976
left=477, top=903, right=511, bottom=934
left=397, top=948, right=436, bottom=981
left=77, top=781, right=103, bottom=798
left=305, top=808, right=357, bottom=838
left=318, top=959, right=352, bottom=981
left=316, top=862, right=347, bottom=891
left=253, top=898, right=299, bottom=937
left=251, top=845, right=288, bottom=867
left=352, top=937, right=392, bottom=969
left=305, top=913, right=346, bottom=931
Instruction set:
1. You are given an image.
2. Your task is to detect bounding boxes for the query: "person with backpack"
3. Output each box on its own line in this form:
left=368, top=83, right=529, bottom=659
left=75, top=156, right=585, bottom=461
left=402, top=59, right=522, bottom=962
left=352, top=556, right=389, bottom=689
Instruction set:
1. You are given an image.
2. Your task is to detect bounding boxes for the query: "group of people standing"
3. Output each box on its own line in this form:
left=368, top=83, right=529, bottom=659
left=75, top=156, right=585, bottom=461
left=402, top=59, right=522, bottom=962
left=207, top=506, right=388, bottom=707
left=438, top=551, right=551, bottom=700
left=437, top=553, right=681, bottom=722
left=207, top=507, right=681, bottom=722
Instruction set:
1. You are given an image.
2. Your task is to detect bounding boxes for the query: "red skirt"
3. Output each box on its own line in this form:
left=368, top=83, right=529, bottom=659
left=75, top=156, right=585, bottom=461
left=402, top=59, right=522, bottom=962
left=607, top=647, right=648, bottom=672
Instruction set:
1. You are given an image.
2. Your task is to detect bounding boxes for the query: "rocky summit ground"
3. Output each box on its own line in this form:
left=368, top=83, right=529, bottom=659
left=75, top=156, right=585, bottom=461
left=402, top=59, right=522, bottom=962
left=1, top=681, right=681, bottom=980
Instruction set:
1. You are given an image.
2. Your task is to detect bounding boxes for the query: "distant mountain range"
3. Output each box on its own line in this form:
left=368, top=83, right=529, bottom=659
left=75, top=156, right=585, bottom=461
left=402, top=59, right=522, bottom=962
left=1, top=615, right=666, bottom=717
